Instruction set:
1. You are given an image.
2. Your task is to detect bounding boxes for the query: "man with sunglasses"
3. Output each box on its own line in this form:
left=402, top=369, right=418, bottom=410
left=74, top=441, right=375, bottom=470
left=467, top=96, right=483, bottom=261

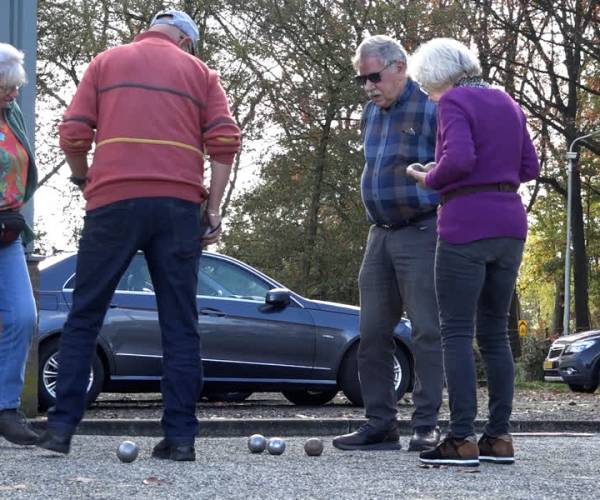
left=333, top=35, right=443, bottom=452
left=36, top=10, right=240, bottom=461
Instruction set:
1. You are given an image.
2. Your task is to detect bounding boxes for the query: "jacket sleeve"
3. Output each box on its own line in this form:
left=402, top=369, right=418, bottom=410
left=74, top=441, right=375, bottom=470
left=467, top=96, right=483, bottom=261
left=202, top=71, right=241, bottom=165
left=519, top=117, right=540, bottom=183
left=58, top=58, right=99, bottom=155
left=425, top=94, right=476, bottom=190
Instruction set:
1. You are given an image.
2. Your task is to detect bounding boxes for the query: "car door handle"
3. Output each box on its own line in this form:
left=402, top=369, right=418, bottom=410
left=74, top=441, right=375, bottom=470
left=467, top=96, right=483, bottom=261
left=199, top=308, right=226, bottom=317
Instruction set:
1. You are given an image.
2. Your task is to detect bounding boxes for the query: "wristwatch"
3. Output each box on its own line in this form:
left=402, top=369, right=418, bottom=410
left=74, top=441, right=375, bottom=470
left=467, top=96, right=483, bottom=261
left=69, top=176, right=87, bottom=187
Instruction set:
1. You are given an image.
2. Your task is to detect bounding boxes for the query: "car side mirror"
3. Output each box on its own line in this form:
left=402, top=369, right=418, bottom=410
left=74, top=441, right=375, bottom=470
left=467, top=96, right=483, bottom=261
left=265, top=288, right=291, bottom=308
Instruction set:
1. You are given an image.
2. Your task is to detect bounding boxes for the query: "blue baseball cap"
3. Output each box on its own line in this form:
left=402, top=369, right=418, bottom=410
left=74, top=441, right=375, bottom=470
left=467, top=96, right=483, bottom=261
left=150, top=10, right=199, bottom=44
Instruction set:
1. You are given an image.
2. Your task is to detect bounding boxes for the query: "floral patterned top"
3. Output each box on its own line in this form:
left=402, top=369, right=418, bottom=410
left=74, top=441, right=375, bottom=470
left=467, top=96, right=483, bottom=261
left=0, top=119, right=29, bottom=210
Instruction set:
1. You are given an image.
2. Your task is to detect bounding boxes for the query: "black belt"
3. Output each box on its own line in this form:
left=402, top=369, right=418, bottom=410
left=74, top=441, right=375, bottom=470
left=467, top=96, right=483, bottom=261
left=375, top=209, right=437, bottom=230
left=441, top=183, right=518, bottom=205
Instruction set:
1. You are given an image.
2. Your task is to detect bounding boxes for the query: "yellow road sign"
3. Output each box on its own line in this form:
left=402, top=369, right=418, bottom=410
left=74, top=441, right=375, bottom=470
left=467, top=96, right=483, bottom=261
left=518, top=320, right=528, bottom=337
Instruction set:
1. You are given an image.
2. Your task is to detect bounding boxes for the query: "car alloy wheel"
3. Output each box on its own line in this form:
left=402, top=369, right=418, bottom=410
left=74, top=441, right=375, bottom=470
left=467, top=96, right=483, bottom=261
left=339, top=342, right=411, bottom=406
left=42, top=352, right=95, bottom=399
left=38, top=338, right=105, bottom=410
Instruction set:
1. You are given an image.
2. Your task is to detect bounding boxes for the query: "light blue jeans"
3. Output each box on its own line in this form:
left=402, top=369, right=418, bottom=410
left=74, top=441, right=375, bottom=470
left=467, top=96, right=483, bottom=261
left=0, top=238, right=37, bottom=410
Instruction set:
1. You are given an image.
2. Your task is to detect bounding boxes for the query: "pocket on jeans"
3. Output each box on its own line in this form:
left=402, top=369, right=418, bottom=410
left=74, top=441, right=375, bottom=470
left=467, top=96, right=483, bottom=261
left=170, top=202, right=202, bottom=259
left=80, top=204, right=131, bottom=249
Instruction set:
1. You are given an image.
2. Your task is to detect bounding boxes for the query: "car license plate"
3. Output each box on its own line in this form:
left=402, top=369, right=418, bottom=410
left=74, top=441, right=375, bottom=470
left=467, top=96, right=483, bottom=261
left=543, top=360, right=554, bottom=370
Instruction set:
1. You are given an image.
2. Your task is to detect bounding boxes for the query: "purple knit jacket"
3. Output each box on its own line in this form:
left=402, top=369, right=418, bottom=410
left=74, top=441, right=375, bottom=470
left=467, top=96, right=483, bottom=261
left=425, top=87, right=540, bottom=244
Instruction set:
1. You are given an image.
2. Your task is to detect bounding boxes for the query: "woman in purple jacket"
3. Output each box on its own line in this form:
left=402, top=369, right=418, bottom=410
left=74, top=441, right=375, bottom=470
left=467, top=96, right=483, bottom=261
left=407, top=38, right=540, bottom=467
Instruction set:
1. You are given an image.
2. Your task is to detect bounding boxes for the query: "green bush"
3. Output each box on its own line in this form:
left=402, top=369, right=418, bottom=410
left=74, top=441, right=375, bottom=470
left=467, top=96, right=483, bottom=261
left=520, top=335, right=552, bottom=381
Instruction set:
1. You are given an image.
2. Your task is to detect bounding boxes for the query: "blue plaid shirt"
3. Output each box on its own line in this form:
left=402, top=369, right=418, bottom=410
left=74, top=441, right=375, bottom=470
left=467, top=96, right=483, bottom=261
left=360, top=78, right=439, bottom=225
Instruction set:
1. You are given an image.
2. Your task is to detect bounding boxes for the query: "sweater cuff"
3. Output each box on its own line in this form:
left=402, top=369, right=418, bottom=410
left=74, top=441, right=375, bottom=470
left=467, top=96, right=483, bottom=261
left=210, top=153, right=236, bottom=165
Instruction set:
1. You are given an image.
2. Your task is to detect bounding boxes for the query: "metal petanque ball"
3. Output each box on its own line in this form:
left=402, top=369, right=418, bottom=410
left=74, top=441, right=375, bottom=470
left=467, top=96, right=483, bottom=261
left=304, top=438, right=324, bottom=457
left=117, top=440, right=139, bottom=463
left=267, top=437, right=286, bottom=455
left=247, top=434, right=267, bottom=453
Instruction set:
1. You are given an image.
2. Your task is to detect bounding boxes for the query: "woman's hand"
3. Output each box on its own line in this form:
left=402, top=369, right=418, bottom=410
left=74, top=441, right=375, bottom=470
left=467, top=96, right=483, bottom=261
left=406, top=165, right=428, bottom=188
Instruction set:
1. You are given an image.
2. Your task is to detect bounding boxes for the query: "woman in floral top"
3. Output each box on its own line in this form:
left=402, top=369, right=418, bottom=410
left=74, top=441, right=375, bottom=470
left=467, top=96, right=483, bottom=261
left=0, top=42, right=39, bottom=446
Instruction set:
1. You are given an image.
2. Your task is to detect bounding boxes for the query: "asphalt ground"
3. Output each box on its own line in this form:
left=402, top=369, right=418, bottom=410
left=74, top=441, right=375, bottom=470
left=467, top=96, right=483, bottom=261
left=1, top=434, right=599, bottom=499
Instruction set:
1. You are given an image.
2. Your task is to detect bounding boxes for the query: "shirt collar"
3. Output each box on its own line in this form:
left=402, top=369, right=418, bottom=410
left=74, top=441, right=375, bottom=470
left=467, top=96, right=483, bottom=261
left=380, top=78, right=416, bottom=112
left=134, top=31, right=179, bottom=47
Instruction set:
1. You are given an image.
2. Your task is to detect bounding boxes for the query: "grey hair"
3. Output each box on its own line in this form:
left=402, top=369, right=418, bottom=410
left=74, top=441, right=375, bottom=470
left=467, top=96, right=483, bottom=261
left=410, top=38, right=481, bottom=92
left=0, top=43, right=27, bottom=89
left=352, top=35, right=407, bottom=70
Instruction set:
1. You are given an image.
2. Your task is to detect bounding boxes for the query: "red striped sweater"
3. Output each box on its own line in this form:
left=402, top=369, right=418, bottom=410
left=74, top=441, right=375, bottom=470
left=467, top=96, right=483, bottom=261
left=59, top=31, right=241, bottom=210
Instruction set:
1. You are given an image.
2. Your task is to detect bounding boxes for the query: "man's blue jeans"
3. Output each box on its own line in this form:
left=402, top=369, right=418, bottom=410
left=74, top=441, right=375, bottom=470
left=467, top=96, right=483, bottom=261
left=0, top=238, right=37, bottom=410
left=48, top=198, right=204, bottom=445
left=435, top=237, right=524, bottom=438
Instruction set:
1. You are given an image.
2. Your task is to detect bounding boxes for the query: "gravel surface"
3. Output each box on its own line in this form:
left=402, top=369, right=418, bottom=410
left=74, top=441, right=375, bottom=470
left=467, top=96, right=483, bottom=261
left=1, top=434, right=598, bottom=499
left=80, top=386, right=600, bottom=422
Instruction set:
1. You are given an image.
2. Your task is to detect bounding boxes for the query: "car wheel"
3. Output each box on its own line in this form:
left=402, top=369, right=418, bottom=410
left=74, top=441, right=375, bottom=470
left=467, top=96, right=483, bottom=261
left=38, top=337, right=105, bottom=411
left=567, top=383, right=598, bottom=393
left=281, top=389, right=339, bottom=406
left=202, top=392, right=253, bottom=403
left=339, top=341, right=411, bottom=406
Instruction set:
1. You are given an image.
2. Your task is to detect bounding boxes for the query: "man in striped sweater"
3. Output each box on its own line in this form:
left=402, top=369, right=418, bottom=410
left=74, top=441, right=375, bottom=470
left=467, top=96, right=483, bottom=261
left=37, top=10, right=240, bottom=461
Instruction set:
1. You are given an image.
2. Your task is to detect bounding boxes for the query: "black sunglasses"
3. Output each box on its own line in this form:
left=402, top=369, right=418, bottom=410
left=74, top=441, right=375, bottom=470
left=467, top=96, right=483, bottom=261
left=354, top=61, right=396, bottom=86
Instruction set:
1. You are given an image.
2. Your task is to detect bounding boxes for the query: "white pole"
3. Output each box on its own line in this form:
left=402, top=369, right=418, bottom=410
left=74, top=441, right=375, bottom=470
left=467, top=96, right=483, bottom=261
left=563, top=130, right=600, bottom=336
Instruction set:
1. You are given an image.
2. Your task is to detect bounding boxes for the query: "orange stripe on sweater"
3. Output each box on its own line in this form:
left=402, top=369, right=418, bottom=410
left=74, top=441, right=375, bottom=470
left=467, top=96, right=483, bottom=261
left=96, top=137, right=204, bottom=157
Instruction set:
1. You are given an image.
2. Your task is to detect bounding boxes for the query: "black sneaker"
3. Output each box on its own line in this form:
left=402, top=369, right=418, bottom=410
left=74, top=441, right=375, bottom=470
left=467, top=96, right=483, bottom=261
left=332, top=422, right=401, bottom=451
left=419, top=435, right=479, bottom=467
left=151, top=439, right=196, bottom=461
left=408, top=425, right=441, bottom=452
left=0, top=409, right=40, bottom=446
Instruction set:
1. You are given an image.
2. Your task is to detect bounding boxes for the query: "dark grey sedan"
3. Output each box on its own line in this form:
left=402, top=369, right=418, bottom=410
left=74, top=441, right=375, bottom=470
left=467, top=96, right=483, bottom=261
left=544, top=329, right=600, bottom=393
left=37, top=252, right=414, bottom=409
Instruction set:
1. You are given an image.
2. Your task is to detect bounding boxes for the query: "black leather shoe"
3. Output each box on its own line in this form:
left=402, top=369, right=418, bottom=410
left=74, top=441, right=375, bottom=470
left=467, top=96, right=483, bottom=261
left=0, top=409, right=40, bottom=445
left=408, top=426, right=441, bottom=452
left=332, top=422, right=401, bottom=451
left=151, top=438, right=195, bottom=461
left=36, top=428, right=73, bottom=454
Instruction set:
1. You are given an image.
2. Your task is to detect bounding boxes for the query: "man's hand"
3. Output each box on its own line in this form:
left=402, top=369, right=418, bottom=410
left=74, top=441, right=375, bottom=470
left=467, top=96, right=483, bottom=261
left=202, top=211, right=222, bottom=246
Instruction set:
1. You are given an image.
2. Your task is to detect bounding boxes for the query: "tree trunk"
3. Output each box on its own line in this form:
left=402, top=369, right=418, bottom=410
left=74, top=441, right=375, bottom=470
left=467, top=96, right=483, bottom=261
left=551, top=273, right=564, bottom=335
left=508, top=290, right=521, bottom=359
left=300, top=103, right=336, bottom=295
left=571, top=165, right=591, bottom=330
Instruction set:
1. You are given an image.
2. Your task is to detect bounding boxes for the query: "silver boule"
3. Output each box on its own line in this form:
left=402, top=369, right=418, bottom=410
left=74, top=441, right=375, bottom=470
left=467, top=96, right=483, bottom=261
left=117, top=440, right=139, bottom=463
left=247, top=434, right=267, bottom=453
left=267, top=437, right=286, bottom=455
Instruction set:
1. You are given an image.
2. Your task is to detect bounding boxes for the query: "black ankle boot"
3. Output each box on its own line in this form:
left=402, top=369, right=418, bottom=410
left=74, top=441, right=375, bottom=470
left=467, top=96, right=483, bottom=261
left=36, top=427, right=73, bottom=455
left=0, top=409, right=40, bottom=445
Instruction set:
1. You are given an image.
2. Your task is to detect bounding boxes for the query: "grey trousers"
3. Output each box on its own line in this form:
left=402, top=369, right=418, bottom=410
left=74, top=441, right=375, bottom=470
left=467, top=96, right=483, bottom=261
left=358, top=219, right=444, bottom=429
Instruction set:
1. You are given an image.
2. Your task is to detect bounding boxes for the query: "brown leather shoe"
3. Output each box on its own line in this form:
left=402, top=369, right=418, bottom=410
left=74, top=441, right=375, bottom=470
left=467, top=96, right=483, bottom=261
left=419, top=434, right=479, bottom=467
left=478, top=434, right=515, bottom=464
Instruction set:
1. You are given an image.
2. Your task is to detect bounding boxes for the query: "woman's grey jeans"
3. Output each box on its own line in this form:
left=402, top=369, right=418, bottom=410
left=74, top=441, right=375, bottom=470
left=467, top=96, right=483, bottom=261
left=435, top=237, right=524, bottom=438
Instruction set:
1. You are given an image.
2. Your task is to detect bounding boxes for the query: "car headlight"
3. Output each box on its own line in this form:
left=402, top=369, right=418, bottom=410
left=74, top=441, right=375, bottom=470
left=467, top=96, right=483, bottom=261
left=564, top=339, right=597, bottom=354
